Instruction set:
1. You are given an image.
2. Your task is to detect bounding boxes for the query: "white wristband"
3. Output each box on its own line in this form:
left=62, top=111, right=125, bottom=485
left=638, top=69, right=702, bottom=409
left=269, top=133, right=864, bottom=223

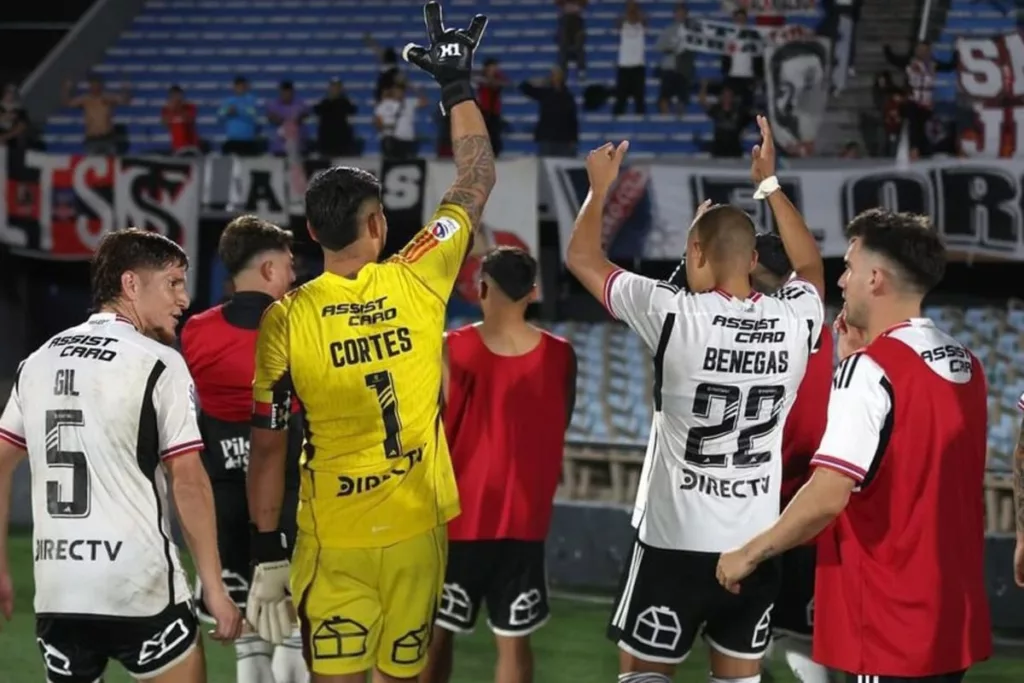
left=753, top=175, right=780, bottom=199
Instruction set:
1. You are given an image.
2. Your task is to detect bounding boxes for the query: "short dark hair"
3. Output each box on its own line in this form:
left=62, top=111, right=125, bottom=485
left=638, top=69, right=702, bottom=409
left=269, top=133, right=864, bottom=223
left=484, top=58, right=499, bottom=67
left=844, top=208, right=946, bottom=294
left=169, top=84, right=183, bottom=94
left=91, top=229, right=188, bottom=308
left=692, top=205, right=756, bottom=263
left=279, top=80, right=294, bottom=90
left=218, top=215, right=293, bottom=276
left=304, top=166, right=382, bottom=251
left=233, top=76, right=248, bottom=86
left=482, top=247, right=537, bottom=301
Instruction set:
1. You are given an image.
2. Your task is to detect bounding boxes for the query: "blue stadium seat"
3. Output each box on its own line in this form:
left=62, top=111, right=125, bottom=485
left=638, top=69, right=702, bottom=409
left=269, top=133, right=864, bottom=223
left=44, top=0, right=824, bottom=154
left=933, top=0, right=1017, bottom=104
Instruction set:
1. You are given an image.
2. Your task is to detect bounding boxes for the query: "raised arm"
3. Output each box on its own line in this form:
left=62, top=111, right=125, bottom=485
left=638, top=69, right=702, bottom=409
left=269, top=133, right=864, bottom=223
left=440, top=101, right=496, bottom=228
left=751, top=115, right=825, bottom=299
left=566, top=141, right=630, bottom=301
left=403, top=3, right=496, bottom=229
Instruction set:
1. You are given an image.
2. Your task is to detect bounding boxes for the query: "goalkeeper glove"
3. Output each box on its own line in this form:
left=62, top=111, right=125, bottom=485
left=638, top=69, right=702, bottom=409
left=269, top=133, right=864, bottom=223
left=402, top=1, right=488, bottom=114
left=246, top=529, right=293, bottom=645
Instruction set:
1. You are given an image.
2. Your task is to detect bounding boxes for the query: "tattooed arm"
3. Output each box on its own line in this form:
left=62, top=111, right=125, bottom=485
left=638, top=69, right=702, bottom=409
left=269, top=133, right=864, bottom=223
left=441, top=100, right=497, bottom=230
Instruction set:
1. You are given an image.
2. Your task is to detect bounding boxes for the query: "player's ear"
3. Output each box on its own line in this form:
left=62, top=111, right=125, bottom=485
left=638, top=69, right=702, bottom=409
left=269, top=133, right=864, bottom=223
left=259, top=257, right=274, bottom=283
left=527, top=284, right=539, bottom=303
left=748, top=248, right=759, bottom=274
left=120, top=270, right=139, bottom=301
left=305, top=220, right=320, bottom=245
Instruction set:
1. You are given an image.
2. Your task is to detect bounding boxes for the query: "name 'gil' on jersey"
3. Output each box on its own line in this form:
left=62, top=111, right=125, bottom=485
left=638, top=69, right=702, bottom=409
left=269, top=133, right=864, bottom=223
left=602, top=271, right=825, bottom=554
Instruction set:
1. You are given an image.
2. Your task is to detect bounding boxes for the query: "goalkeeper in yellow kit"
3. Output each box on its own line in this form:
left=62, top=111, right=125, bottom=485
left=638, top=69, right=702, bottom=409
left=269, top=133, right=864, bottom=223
left=243, top=4, right=495, bottom=681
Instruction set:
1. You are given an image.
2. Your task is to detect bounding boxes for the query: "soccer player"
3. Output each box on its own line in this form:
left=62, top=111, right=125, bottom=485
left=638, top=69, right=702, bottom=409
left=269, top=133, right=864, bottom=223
left=422, top=247, right=577, bottom=683
left=244, top=3, right=496, bottom=682
left=567, top=116, right=826, bottom=683
left=718, top=209, right=993, bottom=682
left=750, top=233, right=834, bottom=683
left=0, top=229, right=242, bottom=682
left=180, top=216, right=306, bottom=683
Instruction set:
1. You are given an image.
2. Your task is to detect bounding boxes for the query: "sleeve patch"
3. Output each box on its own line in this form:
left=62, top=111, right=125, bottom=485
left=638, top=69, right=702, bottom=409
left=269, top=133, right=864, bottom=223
left=429, top=217, right=460, bottom=242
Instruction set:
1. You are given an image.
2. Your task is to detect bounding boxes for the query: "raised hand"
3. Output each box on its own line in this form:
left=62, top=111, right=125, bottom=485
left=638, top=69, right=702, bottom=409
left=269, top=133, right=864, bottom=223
left=402, top=2, right=488, bottom=112
left=750, top=114, right=776, bottom=186
left=834, top=306, right=868, bottom=361
left=585, top=141, right=630, bottom=193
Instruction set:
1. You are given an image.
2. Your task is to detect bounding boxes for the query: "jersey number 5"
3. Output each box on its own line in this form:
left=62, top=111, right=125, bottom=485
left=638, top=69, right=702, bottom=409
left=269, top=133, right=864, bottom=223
left=44, top=409, right=90, bottom=518
left=365, top=371, right=403, bottom=459
left=685, top=382, right=784, bottom=469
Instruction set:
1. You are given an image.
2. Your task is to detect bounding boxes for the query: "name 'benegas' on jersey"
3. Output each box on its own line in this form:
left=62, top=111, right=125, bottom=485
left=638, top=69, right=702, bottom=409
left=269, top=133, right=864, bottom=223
left=47, top=334, right=119, bottom=361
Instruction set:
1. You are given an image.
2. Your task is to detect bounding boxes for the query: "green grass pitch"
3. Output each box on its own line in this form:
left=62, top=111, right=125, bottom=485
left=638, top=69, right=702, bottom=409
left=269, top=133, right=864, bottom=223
left=1, top=534, right=1020, bottom=681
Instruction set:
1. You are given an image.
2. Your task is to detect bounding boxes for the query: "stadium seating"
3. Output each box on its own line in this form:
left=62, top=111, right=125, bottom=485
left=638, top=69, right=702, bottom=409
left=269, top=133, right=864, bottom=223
left=449, top=302, right=1024, bottom=474
left=932, top=0, right=1016, bottom=104
left=43, top=0, right=823, bottom=156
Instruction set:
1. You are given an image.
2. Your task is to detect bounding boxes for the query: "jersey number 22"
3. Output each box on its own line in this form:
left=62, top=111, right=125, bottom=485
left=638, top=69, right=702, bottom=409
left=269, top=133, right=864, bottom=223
left=685, top=382, right=784, bottom=469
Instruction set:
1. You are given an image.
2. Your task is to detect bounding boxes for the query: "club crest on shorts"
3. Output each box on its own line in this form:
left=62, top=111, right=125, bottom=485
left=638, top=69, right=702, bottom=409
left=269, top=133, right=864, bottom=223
left=430, top=217, right=460, bottom=242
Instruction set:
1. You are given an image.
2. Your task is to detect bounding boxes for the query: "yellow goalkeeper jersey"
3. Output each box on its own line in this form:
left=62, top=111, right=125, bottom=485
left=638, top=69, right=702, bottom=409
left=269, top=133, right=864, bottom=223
left=252, top=204, right=472, bottom=548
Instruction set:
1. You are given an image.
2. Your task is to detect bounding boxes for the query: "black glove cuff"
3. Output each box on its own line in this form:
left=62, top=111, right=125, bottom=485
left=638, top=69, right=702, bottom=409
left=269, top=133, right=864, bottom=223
left=251, top=528, right=289, bottom=564
left=440, top=80, right=475, bottom=113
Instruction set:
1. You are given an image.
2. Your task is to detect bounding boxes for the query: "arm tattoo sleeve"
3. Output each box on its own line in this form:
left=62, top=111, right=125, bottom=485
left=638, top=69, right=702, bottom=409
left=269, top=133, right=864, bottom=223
left=441, top=133, right=496, bottom=229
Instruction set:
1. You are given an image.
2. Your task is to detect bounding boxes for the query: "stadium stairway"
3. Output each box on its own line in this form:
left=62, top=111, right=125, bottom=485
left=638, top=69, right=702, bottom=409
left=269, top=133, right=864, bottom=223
left=43, top=0, right=824, bottom=156
left=446, top=303, right=1024, bottom=475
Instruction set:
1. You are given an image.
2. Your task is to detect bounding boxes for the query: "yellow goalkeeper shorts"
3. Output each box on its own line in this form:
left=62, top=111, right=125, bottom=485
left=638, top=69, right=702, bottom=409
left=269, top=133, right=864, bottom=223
left=291, top=526, right=447, bottom=677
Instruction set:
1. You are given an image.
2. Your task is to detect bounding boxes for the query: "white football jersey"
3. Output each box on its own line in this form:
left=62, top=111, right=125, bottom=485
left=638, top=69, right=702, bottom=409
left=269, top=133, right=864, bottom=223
left=603, top=269, right=824, bottom=553
left=0, top=313, right=202, bottom=617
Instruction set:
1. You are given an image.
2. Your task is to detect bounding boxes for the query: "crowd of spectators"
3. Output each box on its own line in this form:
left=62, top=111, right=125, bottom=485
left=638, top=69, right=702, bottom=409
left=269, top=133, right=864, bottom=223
left=5, top=0, right=994, bottom=162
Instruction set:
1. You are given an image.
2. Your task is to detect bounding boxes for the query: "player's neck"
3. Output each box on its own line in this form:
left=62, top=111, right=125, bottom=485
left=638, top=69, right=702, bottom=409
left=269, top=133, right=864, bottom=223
left=100, top=302, right=142, bottom=331
left=865, top=300, right=922, bottom=343
left=231, top=274, right=274, bottom=298
left=713, top=275, right=753, bottom=300
left=323, top=249, right=373, bottom=280
left=478, top=315, right=539, bottom=355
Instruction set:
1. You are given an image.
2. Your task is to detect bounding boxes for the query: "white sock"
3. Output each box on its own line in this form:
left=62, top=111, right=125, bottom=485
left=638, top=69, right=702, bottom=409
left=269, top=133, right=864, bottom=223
left=272, top=627, right=309, bottom=683
left=709, top=677, right=760, bottom=683
left=781, top=638, right=830, bottom=683
left=236, top=632, right=275, bottom=683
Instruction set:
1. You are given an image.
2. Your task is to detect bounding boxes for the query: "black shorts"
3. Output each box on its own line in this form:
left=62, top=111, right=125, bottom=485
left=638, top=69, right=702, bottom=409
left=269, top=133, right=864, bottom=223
left=608, top=538, right=780, bottom=664
left=194, top=480, right=298, bottom=620
left=36, top=601, right=199, bottom=683
left=844, top=672, right=967, bottom=683
left=436, top=540, right=550, bottom=636
left=773, top=544, right=816, bottom=639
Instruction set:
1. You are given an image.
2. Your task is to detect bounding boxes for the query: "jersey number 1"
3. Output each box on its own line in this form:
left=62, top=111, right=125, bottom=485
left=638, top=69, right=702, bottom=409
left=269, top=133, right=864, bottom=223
left=44, top=409, right=90, bottom=518
left=365, top=371, right=403, bottom=459
left=685, top=382, right=784, bottom=469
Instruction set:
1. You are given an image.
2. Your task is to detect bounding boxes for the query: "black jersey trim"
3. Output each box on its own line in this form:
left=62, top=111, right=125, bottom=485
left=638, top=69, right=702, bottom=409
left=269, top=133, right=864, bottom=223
left=137, top=360, right=176, bottom=607
left=833, top=353, right=862, bottom=390
left=652, top=313, right=676, bottom=412
left=859, top=376, right=894, bottom=489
